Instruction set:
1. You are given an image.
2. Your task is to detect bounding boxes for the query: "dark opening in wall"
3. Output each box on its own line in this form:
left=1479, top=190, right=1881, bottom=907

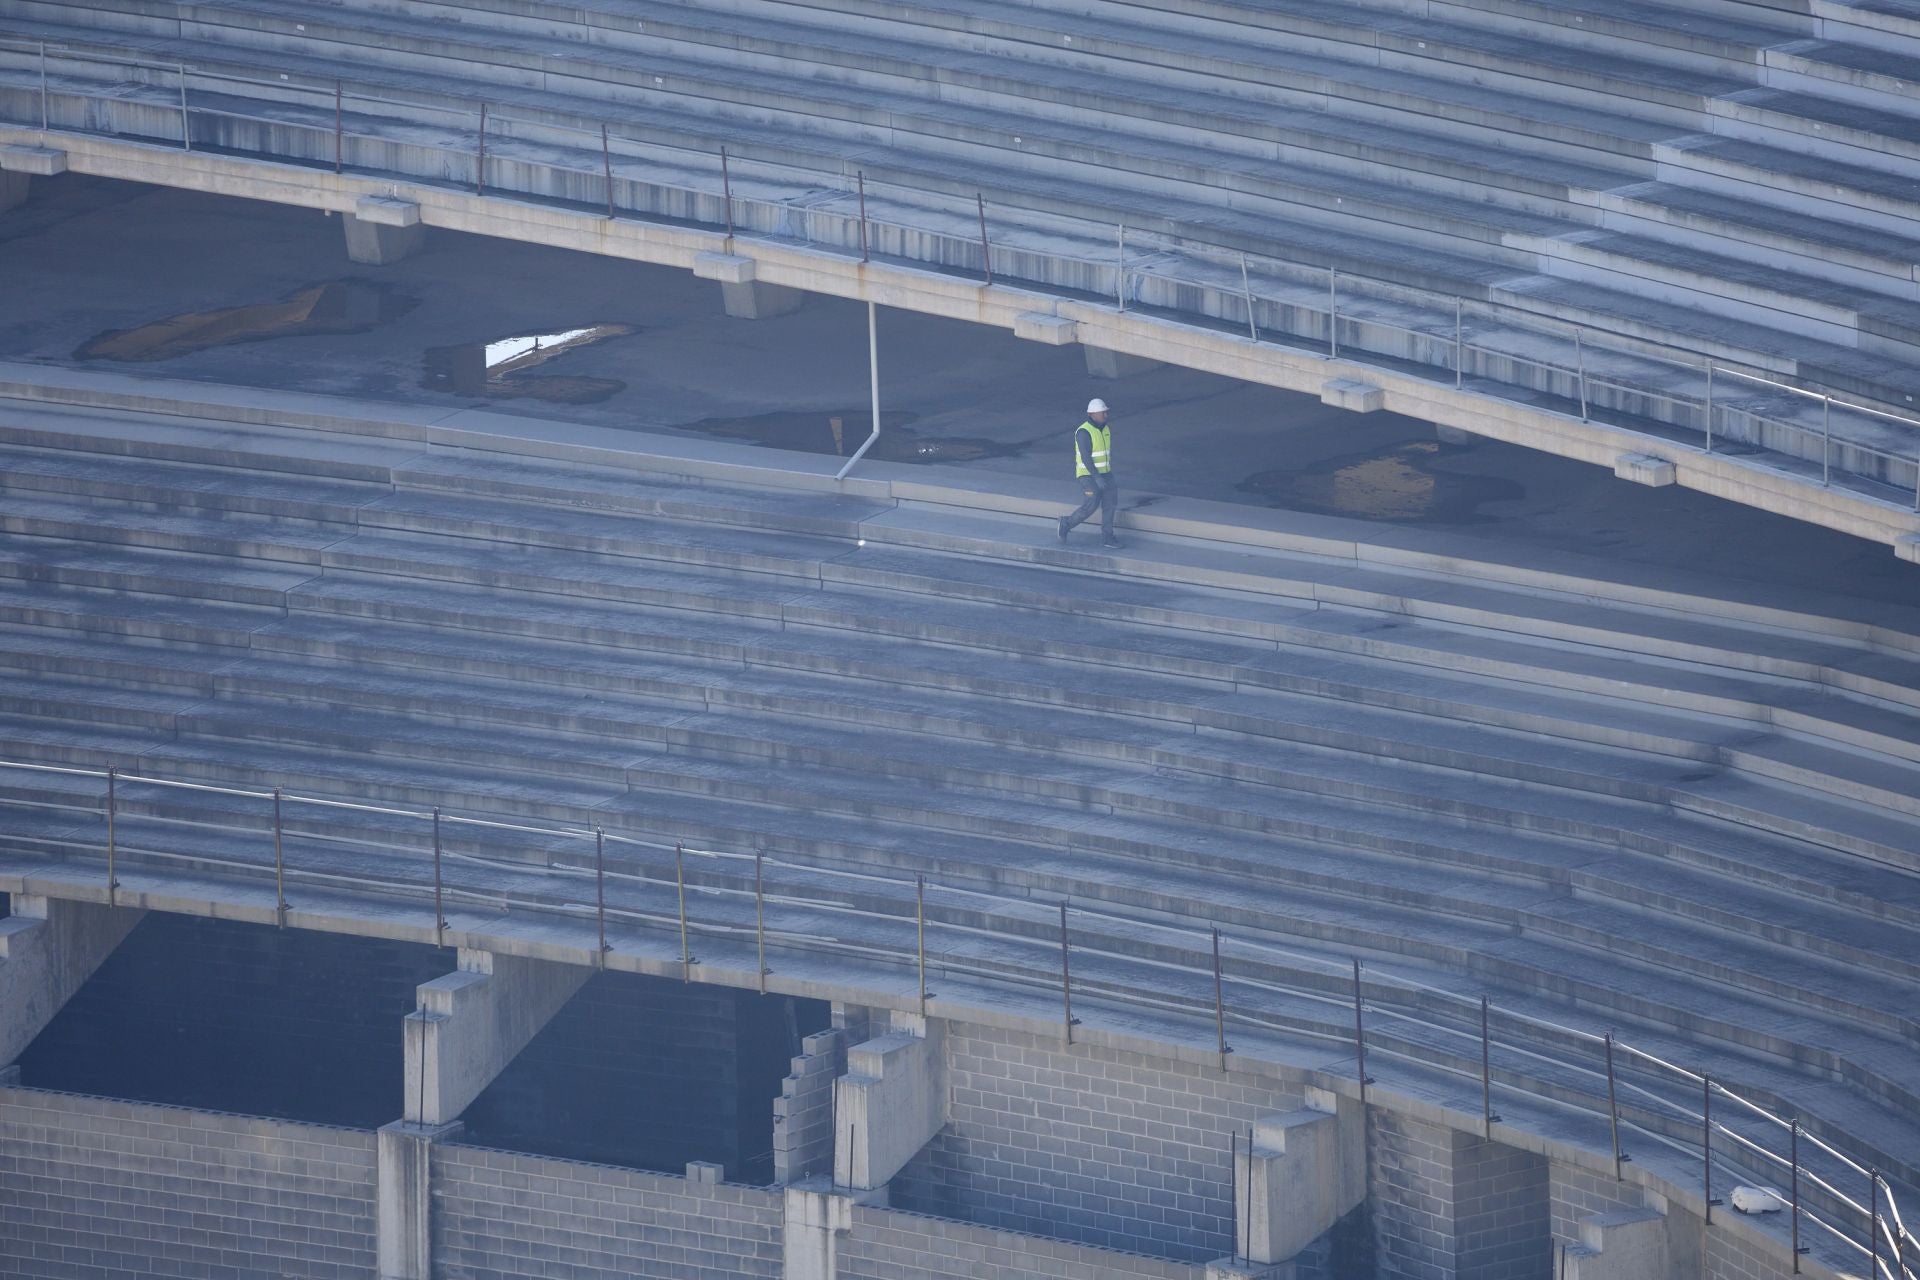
left=18, top=912, right=449, bottom=1127
left=458, top=970, right=828, bottom=1184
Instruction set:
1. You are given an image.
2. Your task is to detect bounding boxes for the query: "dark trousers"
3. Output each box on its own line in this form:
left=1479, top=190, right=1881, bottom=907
left=1065, top=473, right=1117, bottom=539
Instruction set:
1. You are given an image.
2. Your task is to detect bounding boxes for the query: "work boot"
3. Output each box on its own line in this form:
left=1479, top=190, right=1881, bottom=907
left=1057, top=516, right=1070, bottom=541
left=1102, top=537, right=1123, bottom=550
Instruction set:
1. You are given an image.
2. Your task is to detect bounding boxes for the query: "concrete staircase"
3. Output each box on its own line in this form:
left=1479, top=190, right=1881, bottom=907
left=6, top=0, right=1920, bottom=424
left=0, top=391, right=1917, bottom=1251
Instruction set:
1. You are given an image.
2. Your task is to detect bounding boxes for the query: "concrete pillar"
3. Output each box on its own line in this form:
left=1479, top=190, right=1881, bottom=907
left=1371, top=1111, right=1552, bottom=1280
left=1084, top=346, right=1164, bottom=379
left=0, top=894, right=143, bottom=1069
left=833, top=1012, right=946, bottom=1192
left=1233, top=1087, right=1368, bottom=1266
left=377, top=1119, right=461, bottom=1280
left=344, top=195, right=424, bottom=266
left=0, top=144, right=66, bottom=213
left=401, top=947, right=591, bottom=1127
left=694, top=250, right=805, bottom=319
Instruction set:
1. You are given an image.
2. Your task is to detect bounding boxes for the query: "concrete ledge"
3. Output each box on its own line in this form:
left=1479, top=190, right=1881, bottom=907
left=0, top=145, right=67, bottom=177
left=693, top=251, right=757, bottom=284
left=1013, top=312, right=1079, bottom=345
left=1320, top=378, right=1385, bottom=412
left=1614, top=452, right=1678, bottom=486
left=353, top=194, right=420, bottom=228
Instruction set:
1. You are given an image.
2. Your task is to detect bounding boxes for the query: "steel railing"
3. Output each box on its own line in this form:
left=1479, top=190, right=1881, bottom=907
left=0, top=755, right=1912, bottom=1277
left=4, top=37, right=1920, bottom=506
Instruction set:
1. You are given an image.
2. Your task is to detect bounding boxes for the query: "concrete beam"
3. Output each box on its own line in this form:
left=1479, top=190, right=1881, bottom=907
left=833, top=1013, right=946, bottom=1192
left=783, top=1182, right=887, bottom=1280
left=1234, top=1089, right=1366, bottom=1265
left=1014, top=312, right=1079, bottom=345
left=1615, top=453, right=1678, bottom=486
left=1321, top=378, right=1385, bottom=413
left=0, top=895, right=143, bottom=1068
left=376, top=1119, right=461, bottom=1280
left=0, top=145, right=67, bottom=177
left=695, top=251, right=806, bottom=317
left=1084, top=346, right=1165, bottom=379
left=344, top=199, right=424, bottom=265
left=401, top=947, right=591, bottom=1126
left=1562, top=1206, right=1671, bottom=1280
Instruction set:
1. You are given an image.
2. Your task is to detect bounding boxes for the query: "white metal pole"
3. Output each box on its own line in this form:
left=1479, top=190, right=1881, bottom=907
left=835, top=300, right=882, bottom=481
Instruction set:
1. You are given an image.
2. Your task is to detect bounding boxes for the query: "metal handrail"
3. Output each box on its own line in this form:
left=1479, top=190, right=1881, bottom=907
left=0, top=754, right=1911, bottom=1276
left=5, top=37, right=1920, bottom=509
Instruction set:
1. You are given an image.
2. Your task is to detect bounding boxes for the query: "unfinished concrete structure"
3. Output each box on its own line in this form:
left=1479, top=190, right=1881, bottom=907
left=4, top=0, right=1920, bottom=549
left=0, top=366, right=1912, bottom=1278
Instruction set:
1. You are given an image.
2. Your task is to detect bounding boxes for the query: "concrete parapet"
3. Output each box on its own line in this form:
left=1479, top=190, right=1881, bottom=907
left=834, top=1015, right=947, bottom=1192
left=1321, top=378, right=1386, bottom=413
left=785, top=1181, right=886, bottom=1280
left=696, top=251, right=806, bottom=317
left=355, top=194, right=420, bottom=228
left=1085, top=346, right=1165, bottom=379
left=1205, top=1260, right=1294, bottom=1280
left=0, top=894, right=142, bottom=1068
left=776, top=1028, right=848, bottom=1185
left=377, top=1119, right=462, bottom=1280
left=1014, top=312, right=1080, bottom=345
left=402, top=947, right=591, bottom=1126
left=1615, top=453, right=1679, bottom=486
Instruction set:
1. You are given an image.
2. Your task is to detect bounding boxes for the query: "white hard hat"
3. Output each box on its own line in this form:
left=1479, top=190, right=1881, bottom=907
left=1086, top=398, right=1109, bottom=414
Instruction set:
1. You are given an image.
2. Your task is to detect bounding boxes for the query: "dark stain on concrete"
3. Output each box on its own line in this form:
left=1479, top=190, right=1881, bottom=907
left=1239, top=439, right=1524, bottom=524
left=78, top=280, right=416, bottom=361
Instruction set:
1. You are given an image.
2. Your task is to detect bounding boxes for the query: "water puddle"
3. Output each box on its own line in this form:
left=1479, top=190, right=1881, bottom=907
left=674, top=410, right=1036, bottom=465
left=77, top=280, right=416, bottom=362
left=1239, top=439, right=1524, bottom=524
left=423, top=324, right=636, bottom=405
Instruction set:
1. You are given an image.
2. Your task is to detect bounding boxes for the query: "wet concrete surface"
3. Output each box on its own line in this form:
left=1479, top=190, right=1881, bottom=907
left=2, top=175, right=1915, bottom=607
left=423, top=322, right=636, bottom=403
left=79, top=280, right=415, bottom=362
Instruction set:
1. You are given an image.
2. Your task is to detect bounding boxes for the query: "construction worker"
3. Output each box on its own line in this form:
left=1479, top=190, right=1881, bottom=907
left=1058, top=398, right=1121, bottom=548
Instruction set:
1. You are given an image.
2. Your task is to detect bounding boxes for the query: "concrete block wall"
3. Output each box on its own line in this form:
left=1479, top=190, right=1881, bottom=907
left=888, top=1020, right=1303, bottom=1262
left=0, top=1085, right=377, bottom=1279
left=839, top=1203, right=1204, bottom=1279
left=431, top=1142, right=783, bottom=1279
left=773, top=1028, right=844, bottom=1185
left=1703, top=1223, right=1800, bottom=1280
left=1371, top=1111, right=1551, bottom=1280
left=1550, top=1162, right=1646, bottom=1244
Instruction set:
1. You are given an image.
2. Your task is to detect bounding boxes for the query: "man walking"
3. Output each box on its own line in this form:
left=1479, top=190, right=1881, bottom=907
left=1058, top=398, right=1121, bottom=548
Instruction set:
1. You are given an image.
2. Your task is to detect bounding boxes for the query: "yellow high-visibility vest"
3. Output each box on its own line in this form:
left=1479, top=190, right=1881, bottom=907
left=1074, top=422, right=1112, bottom=477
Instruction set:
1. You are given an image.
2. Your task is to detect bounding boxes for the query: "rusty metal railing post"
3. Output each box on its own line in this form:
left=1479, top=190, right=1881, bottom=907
left=915, top=874, right=928, bottom=1016
left=976, top=193, right=992, bottom=286
left=1240, top=253, right=1258, bottom=342
left=601, top=122, right=613, bottom=219
left=1481, top=995, right=1500, bottom=1137
left=1116, top=224, right=1126, bottom=312
left=1352, top=958, right=1370, bottom=1104
left=720, top=145, right=734, bottom=240
left=1823, top=395, right=1833, bottom=486
left=594, top=828, right=608, bottom=967
left=755, top=850, right=768, bottom=993
left=1059, top=901, right=1078, bottom=1044
left=857, top=171, right=868, bottom=263
left=178, top=63, right=190, bottom=151
left=272, top=787, right=287, bottom=928
left=1212, top=927, right=1231, bottom=1071
left=1704, top=1075, right=1721, bottom=1225
left=1791, top=1120, right=1802, bottom=1272
left=39, top=42, right=49, bottom=131
left=1575, top=330, right=1589, bottom=421
left=431, top=807, right=445, bottom=949
left=475, top=102, right=487, bottom=195
left=334, top=80, right=343, bottom=173
left=1329, top=268, right=1339, bottom=359
left=1605, top=1032, right=1623, bottom=1180
left=1455, top=298, right=1465, bottom=390
left=1704, top=364, right=1715, bottom=452
left=105, top=766, right=118, bottom=909
left=675, top=842, right=694, bottom=980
